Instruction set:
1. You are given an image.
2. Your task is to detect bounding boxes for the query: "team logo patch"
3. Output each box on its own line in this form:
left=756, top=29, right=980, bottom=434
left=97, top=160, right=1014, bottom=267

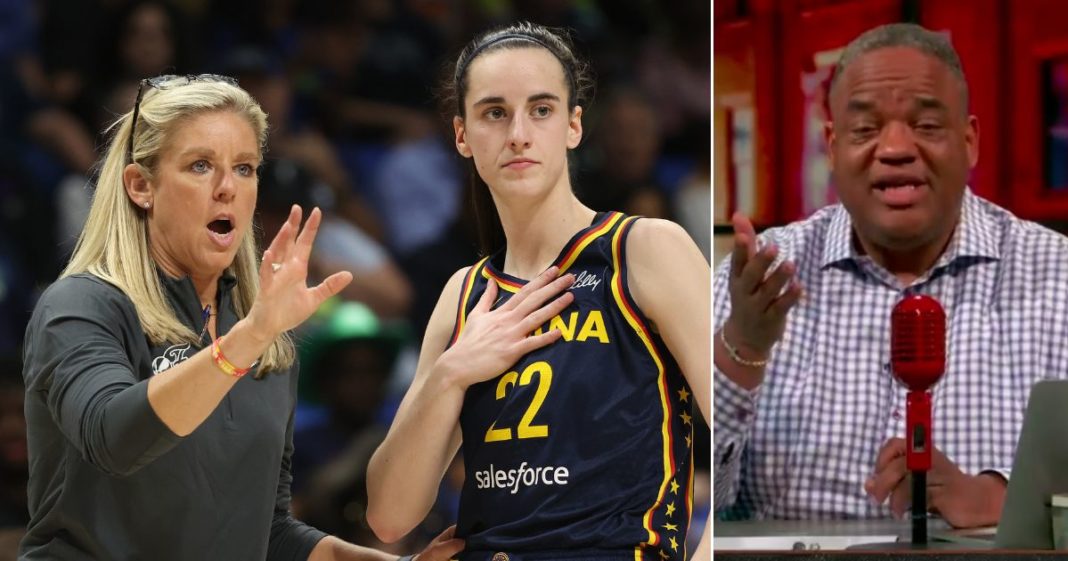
left=152, top=343, right=193, bottom=375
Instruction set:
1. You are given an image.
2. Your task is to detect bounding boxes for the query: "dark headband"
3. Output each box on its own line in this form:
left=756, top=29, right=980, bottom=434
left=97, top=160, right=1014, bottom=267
left=454, top=33, right=576, bottom=100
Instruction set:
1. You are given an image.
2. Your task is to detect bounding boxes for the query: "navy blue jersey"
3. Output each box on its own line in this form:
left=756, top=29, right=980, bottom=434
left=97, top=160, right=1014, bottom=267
left=449, top=212, right=696, bottom=561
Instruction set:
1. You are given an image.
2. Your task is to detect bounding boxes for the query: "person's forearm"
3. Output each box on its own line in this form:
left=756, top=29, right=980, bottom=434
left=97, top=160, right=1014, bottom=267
left=366, top=361, right=466, bottom=542
left=977, top=472, right=1008, bottom=526
left=146, top=318, right=275, bottom=436
left=336, top=265, right=413, bottom=319
left=308, top=536, right=396, bottom=561
left=26, top=108, right=97, bottom=173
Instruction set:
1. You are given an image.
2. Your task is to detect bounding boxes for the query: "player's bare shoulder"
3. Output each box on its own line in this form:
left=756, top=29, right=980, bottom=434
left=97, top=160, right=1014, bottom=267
left=626, top=218, right=695, bottom=259
left=626, top=218, right=705, bottom=292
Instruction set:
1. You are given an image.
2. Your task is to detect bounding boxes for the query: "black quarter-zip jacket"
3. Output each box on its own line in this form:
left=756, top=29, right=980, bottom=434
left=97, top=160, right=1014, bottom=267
left=20, top=272, right=326, bottom=560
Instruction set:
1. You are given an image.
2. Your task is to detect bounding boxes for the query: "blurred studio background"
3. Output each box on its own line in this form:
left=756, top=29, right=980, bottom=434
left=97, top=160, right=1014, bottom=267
left=714, top=0, right=1068, bottom=263
left=0, top=0, right=712, bottom=556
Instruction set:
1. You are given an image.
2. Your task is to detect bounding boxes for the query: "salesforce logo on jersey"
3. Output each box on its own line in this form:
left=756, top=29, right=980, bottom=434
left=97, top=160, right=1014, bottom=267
left=474, top=462, right=570, bottom=495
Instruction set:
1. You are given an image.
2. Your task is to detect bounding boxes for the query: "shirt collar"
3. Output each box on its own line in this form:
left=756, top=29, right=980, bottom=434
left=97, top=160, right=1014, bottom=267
left=944, top=189, right=1001, bottom=262
left=820, top=202, right=855, bottom=268
left=820, top=188, right=1001, bottom=269
left=159, top=269, right=238, bottom=327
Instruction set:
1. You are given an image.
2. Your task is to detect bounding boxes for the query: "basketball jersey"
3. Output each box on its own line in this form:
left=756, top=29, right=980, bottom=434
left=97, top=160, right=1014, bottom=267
left=449, top=212, right=696, bottom=561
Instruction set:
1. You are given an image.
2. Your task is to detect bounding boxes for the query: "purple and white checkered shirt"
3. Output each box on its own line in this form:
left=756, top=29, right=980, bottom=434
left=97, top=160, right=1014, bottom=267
left=713, top=190, right=1068, bottom=520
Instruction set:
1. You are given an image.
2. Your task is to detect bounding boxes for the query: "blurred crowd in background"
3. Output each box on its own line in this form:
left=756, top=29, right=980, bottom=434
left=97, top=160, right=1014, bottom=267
left=0, top=0, right=710, bottom=554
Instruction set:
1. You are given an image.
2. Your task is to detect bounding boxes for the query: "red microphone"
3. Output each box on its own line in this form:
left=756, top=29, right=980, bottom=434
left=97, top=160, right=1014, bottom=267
left=890, top=294, right=946, bottom=544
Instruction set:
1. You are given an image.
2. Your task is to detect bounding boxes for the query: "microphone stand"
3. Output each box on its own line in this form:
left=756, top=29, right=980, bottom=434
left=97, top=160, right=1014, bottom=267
left=912, top=468, right=927, bottom=544
left=851, top=390, right=957, bottom=550
left=907, top=389, right=932, bottom=545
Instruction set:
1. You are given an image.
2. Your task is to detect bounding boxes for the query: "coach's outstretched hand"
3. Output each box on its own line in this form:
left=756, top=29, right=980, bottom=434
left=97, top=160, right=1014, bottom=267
left=245, top=205, right=353, bottom=340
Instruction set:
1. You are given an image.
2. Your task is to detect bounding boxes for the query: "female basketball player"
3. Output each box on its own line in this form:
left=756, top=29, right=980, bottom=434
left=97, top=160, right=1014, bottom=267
left=366, top=22, right=710, bottom=561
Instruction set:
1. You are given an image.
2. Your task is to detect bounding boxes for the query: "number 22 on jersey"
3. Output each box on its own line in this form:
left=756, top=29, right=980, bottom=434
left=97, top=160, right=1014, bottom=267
left=484, top=361, right=552, bottom=442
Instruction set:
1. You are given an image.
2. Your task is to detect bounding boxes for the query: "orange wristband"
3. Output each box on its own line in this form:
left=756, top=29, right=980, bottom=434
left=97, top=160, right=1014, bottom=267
left=211, top=337, right=253, bottom=377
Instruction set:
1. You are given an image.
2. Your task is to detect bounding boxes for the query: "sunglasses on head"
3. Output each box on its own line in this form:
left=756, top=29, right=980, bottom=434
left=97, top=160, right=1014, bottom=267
left=127, top=74, right=240, bottom=164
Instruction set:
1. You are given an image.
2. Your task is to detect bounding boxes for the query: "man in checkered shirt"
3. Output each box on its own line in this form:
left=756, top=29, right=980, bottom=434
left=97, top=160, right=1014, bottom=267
left=714, top=22, right=1068, bottom=527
